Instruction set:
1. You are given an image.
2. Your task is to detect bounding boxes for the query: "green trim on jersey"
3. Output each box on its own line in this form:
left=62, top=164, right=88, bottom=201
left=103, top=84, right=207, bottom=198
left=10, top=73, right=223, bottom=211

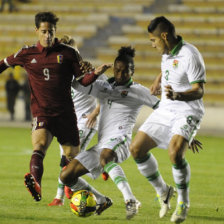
left=170, top=36, right=184, bottom=56
left=80, top=128, right=94, bottom=151
left=173, top=159, right=188, bottom=169
left=112, top=137, right=127, bottom=152
left=152, top=100, right=160, bottom=109
left=190, top=80, right=206, bottom=84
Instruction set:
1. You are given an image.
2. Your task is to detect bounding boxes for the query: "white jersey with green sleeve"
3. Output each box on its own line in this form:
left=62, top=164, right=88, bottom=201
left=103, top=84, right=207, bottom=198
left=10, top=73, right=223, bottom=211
left=160, top=38, right=206, bottom=118
left=71, top=75, right=108, bottom=125
left=73, top=77, right=160, bottom=141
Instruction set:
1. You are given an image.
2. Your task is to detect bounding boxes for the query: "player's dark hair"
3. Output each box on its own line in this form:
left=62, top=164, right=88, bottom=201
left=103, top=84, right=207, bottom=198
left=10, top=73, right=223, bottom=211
left=35, top=12, right=59, bottom=29
left=147, top=16, right=175, bottom=36
left=115, top=46, right=135, bottom=75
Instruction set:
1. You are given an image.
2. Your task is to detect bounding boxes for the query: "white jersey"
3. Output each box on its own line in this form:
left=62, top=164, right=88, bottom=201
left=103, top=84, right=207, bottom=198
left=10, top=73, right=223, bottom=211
left=160, top=38, right=206, bottom=118
left=73, top=77, right=160, bottom=141
left=71, top=85, right=97, bottom=125
left=71, top=75, right=107, bottom=127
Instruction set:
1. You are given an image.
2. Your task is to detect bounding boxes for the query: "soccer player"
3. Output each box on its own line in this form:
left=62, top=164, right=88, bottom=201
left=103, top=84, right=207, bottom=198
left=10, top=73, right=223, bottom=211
left=59, top=46, right=164, bottom=219
left=48, top=35, right=104, bottom=206
left=0, top=12, right=110, bottom=202
left=130, top=16, right=206, bottom=223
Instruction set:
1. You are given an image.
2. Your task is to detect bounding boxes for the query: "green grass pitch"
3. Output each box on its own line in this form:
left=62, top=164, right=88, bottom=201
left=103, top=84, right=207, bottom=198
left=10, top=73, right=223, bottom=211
left=0, top=127, right=223, bottom=224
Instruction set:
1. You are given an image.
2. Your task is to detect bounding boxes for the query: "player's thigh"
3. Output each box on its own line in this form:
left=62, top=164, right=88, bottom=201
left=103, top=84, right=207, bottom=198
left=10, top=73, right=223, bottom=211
left=31, top=128, right=53, bottom=153
left=130, top=131, right=157, bottom=158
left=168, top=134, right=188, bottom=164
left=62, top=145, right=80, bottom=161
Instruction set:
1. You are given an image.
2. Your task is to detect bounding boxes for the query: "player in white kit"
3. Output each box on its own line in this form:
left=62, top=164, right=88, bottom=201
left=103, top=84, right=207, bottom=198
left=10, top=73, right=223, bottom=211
left=59, top=46, right=162, bottom=219
left=130, top=16, right=206, bottom=223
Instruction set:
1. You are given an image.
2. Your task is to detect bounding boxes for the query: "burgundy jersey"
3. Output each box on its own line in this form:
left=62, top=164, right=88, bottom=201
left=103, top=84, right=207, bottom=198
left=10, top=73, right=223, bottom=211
left=1, top=38, right=83, bottom=116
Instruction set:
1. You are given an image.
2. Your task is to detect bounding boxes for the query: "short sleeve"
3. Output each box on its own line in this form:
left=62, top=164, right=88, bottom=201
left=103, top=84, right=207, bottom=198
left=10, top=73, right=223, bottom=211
left=186, top=49, right=206, bottom=84
left=6, top=47, right=27, bottom=67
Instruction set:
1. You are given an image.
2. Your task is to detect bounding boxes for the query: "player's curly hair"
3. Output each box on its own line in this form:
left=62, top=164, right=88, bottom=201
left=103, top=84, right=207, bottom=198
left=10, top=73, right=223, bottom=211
left=60, top=35, right=76, bottom=47
left=35, top=11, right=59, bottom=29
left=115, top=46, right=135, bottom=75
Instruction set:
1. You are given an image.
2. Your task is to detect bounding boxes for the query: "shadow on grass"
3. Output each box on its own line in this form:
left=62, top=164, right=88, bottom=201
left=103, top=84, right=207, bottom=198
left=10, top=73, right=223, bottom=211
left=190, top=215, right=224, bottom=223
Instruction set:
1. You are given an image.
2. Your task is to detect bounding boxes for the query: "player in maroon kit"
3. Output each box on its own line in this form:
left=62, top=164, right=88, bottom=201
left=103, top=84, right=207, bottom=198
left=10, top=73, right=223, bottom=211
left=0, top=11, right=110, bottom=202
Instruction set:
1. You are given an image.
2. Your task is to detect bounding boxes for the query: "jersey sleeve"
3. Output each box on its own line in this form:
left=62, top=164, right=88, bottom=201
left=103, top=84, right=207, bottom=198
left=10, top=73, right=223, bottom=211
left=137, top=84, right=160, bottom=109
left=5, top=47, right=27, bottom=67
left=72, top=79, right=101, bottom=98
left=186, top=50, right=206, bottom=84
left=0, top=47, right=26, bottom=73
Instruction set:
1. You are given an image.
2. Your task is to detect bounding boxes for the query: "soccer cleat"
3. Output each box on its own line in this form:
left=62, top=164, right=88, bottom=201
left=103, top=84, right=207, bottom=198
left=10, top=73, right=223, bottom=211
left=126, top=199, right=139, bottom=220
left=171, top=201, right=189, bottom=223
left=48, top=198, right=64, bottom=206
left=64, top=186, right=73, bottom=199
left=102, top=172, right=109, bottom=181
left=95, top=197, right=113, bottom=215
left=24, top=173, right=41, bottom=201
left=136, top=199, right=142, bottom=209
left=157, top=185, right=175, bottom=218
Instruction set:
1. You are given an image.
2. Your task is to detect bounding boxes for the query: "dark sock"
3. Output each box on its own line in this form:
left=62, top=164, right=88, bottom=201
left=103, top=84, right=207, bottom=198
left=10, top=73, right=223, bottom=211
left=60, top=155, right=69, bottom=168
left=30, top=150, right=45, bottom=185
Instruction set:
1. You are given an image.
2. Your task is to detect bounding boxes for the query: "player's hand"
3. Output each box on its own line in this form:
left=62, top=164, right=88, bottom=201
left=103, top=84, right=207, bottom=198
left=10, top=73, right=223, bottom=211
left=150, top=73, right=161, bottom=95
left=150, top=85, right=161, bottom=95
left=94, top=63, right=112, bottom=76
left=80, top=60, right=94, bottom=74
left=84, top=113, right=97, bottom=128
left=189, top=138, right=203, bottom=153
left=165, top=85, right=180, bottom=100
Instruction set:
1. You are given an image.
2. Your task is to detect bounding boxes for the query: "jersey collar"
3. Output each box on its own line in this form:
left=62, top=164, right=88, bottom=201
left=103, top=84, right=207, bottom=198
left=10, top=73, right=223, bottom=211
left=37, top=38, right=59, bottom=52
left=170, top=36, right=183, bottom=56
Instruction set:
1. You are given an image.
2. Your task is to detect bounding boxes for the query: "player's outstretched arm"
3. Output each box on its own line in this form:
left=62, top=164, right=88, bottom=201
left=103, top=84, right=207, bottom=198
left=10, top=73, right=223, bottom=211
left=0, top=59, right=9, bottom=73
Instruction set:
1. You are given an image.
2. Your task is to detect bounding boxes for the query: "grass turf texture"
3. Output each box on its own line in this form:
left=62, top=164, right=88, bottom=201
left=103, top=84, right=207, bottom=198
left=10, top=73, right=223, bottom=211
left=0, top=127, right=223, bottom=224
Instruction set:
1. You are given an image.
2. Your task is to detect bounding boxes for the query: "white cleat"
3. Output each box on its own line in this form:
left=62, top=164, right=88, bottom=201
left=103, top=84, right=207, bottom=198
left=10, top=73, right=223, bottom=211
left=171, top=201, right=189, bottom=223
left=157, top=185, right=175, bottom=218
left=126, top=199, right=139, bottom=220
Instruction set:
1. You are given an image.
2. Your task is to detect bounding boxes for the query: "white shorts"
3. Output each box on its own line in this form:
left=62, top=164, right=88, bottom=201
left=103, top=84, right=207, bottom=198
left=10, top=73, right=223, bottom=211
left=75, top=135, right=131, bottom=179
left=78, top=122, right=97, bottom=152
left=139, top=108, right=202, bottom=149
left=59, top=124, right=97, bottom=156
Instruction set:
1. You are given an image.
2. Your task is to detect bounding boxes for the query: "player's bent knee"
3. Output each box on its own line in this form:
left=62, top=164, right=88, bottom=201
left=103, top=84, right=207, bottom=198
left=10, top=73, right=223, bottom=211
left=129, top=143, right=141, bottom=159
left=100, top=149, right=117, bottom=167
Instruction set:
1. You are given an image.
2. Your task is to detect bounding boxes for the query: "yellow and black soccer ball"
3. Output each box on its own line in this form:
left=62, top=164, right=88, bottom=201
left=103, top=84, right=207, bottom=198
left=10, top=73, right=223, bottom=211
left=70, top=190, right=97, bottom=217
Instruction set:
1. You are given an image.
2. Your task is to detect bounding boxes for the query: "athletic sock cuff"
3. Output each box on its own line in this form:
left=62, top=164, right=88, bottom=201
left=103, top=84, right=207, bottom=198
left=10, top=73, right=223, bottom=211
left=104, top=161, right=117, bottom=173
left=134, top=153, right=151, bottom=164
left=172, top=159, right=188, bottom=169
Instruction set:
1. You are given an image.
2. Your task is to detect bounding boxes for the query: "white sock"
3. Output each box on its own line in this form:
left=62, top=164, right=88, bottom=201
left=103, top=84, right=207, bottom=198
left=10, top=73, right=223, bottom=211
left=104, top=162, right=135, bottom=202
left=55, top=178, right=65, bottom=200
left=136, top=153, right=167, bottom=195
left=172, top=159, right=191, bottom=206
left=68, top=177, right=106, bottom=204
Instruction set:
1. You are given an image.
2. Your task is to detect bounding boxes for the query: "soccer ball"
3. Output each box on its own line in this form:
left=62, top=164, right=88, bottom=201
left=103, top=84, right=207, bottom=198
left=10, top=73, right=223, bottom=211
left=70, top=190, right=97, bottom=217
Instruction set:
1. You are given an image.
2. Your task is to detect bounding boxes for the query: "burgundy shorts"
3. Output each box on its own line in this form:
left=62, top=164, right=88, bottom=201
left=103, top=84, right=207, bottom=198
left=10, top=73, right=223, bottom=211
left=32, top=110, right=80, bottom=146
